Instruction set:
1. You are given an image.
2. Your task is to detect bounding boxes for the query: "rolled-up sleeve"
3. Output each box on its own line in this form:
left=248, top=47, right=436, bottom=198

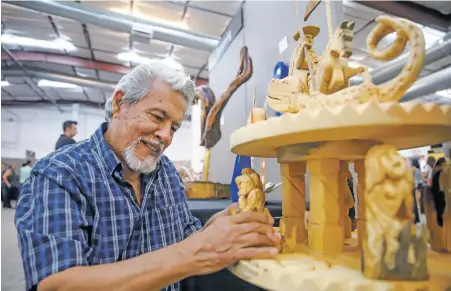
left=15, top=169, right=92, bottom=291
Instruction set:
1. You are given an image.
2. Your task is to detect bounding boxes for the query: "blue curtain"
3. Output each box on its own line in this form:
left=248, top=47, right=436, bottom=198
left=230, top=155, right=252, bottom=202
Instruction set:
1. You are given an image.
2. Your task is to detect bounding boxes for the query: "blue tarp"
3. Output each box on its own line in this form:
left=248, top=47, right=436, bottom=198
left=230, top=155, right=252, bottom=203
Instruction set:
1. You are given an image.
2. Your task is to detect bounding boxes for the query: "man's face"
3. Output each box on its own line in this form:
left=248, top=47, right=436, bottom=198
left=69, top=124, right=78, bottom=138
left=111, top=80, right=187, bottom=173
left=303, top=35, right=314, bottom=48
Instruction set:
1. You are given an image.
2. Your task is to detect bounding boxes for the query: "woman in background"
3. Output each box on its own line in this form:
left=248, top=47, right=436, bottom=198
left=412, top=159, right=425, bottom=224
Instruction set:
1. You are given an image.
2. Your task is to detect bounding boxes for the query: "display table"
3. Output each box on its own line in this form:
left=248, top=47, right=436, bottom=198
left=183, top=199, right=283, bottom=291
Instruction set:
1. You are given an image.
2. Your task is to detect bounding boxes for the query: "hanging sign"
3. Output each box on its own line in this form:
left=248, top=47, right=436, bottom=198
left=208, top=5, right=244, bottom=72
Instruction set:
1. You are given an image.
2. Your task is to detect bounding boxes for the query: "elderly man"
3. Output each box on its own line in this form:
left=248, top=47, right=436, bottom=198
left=15, top=59, right=279, bottom=291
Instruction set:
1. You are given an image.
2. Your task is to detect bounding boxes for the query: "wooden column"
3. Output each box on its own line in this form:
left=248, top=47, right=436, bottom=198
left=307, top=158, right=343, bottom=254
left=355, top=159, right=366, bottom=246
left=280, top=162, right=308, bottom=247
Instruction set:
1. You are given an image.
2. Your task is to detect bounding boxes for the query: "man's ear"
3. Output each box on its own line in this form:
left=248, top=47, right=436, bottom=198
left=112, top=90, right=125, bottom=118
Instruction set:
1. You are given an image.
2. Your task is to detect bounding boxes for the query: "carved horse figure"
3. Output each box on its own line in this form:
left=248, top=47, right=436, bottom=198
left=314, top=20, right=365, bottom=95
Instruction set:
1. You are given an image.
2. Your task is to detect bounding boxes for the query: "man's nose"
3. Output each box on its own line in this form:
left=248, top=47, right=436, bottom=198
left=154, top=124, right=172, bottom=145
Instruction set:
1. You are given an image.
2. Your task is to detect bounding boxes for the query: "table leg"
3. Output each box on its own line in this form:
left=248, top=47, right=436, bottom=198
left=280, top=162, right=308, bottom=247
left=307, top=158, right=343, bottom=254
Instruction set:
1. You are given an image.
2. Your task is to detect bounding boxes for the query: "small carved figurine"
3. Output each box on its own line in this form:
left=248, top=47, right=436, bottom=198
left=361, top=145, right=429, bottom=281
left=235, top=168, right=266, bottom=213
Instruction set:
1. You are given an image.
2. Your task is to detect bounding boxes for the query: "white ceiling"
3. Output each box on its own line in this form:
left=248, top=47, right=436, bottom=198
left=1, top=0, right=450, bottom=107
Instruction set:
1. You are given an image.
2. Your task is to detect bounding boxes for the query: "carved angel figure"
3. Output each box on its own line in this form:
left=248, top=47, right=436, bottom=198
left=362, top=145, right=428, bottom=280
left=235, top=168, right=265, bottom=213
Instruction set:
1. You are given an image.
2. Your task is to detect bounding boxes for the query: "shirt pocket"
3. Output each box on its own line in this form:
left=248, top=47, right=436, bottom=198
left=151, top=202, right=188, bottom=247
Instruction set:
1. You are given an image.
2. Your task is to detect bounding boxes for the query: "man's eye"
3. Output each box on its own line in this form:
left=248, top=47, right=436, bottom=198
left=152, top=114, right=164, bottom=122
left=171, top=127, right=178, bottom=132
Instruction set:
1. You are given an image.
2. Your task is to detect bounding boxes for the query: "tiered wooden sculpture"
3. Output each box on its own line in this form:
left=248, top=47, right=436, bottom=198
left=228, top=15, right=451, bottom=291
left=185, top=46, right=253, bottom=199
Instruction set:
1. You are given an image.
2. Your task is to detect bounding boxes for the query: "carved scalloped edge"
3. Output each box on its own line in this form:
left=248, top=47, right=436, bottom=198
left=228, top=257, right=397, bottom=291
left=233, top=101, right=451, bottom=137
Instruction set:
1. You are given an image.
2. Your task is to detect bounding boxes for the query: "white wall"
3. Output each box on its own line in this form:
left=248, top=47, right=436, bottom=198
left=1, top=105, right=193, bottom=162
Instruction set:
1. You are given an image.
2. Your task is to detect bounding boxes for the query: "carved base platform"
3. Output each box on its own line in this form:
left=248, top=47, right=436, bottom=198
left=228, top=239, right=451, bottom=291
left=185, top=181, right=231, bottom=199
left=230, top=102, right=451, bottom=158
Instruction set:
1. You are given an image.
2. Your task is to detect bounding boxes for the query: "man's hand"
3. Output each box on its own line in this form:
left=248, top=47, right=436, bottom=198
left=179, top=211, right=279, bottom=275
left=203, top=203, right=239, bottom=228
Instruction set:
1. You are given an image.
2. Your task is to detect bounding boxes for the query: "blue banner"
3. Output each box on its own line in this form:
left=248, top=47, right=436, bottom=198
left=230, top=155, right=252, bottom=202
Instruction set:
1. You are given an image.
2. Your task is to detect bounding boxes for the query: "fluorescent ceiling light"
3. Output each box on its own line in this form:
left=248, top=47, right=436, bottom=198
left=436, top=89, right=451, bottom=98
left=117, top=51, right=152, bottom=64
left=117, top=51, right=181, bottom=64
left=109, top=7, right=189, bottom=30
left=1, top=81, right=10, bottom=87
left=38, top=80, right=79, bottom=89
left=0, top=34, right=76, bottom=51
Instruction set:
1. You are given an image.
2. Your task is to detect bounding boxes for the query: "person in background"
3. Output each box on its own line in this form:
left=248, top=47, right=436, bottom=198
left=431, top=157, right=447, bottom=226
left=19, top=160, right=33, bottom=188
left=2, top=163, right=18, bottom=208
left=424, top=156, right=436, bottom=186
left=411, top=158, right=425, bottom=224
left=55, top=120, right=78, bottom=150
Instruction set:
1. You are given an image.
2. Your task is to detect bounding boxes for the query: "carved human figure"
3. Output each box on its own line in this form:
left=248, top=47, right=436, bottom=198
left=289, top=25, right=321, bottom=94
left=362, top=145, right=428, bottom=280
left=235, top=168, right=265, bottom=213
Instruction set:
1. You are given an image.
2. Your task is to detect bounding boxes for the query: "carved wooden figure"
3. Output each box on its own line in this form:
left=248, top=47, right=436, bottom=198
left=235, top=168, right=266, bottom=213
left=361, top=145, right=428, bottom=280
left=266, top=16, right=425, bottom=113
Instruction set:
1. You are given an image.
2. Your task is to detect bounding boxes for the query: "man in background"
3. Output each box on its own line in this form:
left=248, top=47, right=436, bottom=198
left=19, top=160, right=32, bottom=188
left=55, top=120, right=78, bottom=150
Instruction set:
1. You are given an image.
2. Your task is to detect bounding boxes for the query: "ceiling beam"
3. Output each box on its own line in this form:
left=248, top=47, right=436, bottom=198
left=1, top=51, right=209, bottom=86
left=354, top=1, right=450, bottom=32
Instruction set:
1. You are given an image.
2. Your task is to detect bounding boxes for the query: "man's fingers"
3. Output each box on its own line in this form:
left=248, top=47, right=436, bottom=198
left=235, top=232, right=278, bottom=248
left=233, top=247, right=279, bottom=261
left=231, top=211, right=274, bottom=225
left=236, top=222, right=279, bottom=244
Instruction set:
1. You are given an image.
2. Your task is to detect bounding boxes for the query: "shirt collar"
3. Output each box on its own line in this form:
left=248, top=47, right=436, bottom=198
left=91, top=122, right=163, bottom=177
left=92, top=122, right=122, bottom=176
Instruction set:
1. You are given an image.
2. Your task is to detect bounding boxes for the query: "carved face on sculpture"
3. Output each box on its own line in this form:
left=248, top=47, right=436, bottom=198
left=380, top=149, right=408, bottom=180
left=303, top=34, right=314, bottom=48
left=365, top=145, right=413, bottom=219
left=235, top=174, right=256, bottom=196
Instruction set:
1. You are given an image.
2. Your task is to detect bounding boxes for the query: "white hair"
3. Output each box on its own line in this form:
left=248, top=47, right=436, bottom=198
left=105, top=58, right=196, bottom=122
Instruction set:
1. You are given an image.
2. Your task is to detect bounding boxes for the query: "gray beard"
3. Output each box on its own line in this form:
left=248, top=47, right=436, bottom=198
left=123, top=137, right=161, bottom=174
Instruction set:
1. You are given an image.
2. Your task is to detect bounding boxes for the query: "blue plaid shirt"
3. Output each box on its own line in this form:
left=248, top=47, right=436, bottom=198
left=15, top=122, right=202, bottom=291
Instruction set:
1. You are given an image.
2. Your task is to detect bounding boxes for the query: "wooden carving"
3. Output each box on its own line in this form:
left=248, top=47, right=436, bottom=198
left=195, top=85, right=216, bottom=147
left=235, top=168, right=266, bottom=213
left=304, top=0, right=322, bottom=21
left=266, top=16, right=425, bottom=113
left=279, top=218, right=298, bottom=253
left=361, top=145, right=428, bottom=280
left=202, top=46, right=253, bottom=148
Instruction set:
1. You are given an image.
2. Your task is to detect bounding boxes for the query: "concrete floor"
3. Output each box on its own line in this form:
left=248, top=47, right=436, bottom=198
left=2, top=204, right=26, bottom=291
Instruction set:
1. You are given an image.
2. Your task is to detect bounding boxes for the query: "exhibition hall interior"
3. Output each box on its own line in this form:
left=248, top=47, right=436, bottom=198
left=1, top=0, right=451, bottom=291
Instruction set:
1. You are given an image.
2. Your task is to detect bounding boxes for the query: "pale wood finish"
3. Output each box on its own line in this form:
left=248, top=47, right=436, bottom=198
left=361, top=145, right=428, bottom=280
left=227, top=13, right=451, bottom=289
left=266, top=16, right=425, bottom=113
left=280, top=163, right=308, bottom=248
